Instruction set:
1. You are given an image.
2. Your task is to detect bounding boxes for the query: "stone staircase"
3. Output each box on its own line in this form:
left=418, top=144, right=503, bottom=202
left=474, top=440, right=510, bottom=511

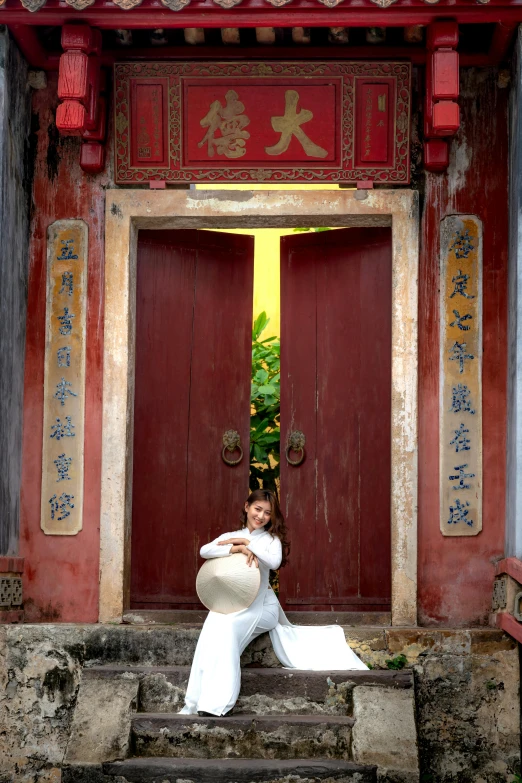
left=61, top=628, right=420, bottom=783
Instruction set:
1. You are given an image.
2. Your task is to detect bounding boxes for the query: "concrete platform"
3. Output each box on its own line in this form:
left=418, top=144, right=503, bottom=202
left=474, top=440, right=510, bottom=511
left=132, top=713, right=356, bottom=760
left=83, top=665, right=412, bottom=715
left=63, top=758, right=378, bottom=783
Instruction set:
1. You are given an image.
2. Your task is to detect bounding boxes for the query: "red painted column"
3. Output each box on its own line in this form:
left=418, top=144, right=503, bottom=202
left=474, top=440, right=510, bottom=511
left=418, top=68, right=508, bottom=626
left=20, top=74, right=108, bottom=622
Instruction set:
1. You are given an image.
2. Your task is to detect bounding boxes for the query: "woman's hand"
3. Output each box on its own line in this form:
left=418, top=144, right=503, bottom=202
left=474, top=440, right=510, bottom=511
left=230, top=544, right=259, bottom=567
left=218, top=538, right=250, bottom=547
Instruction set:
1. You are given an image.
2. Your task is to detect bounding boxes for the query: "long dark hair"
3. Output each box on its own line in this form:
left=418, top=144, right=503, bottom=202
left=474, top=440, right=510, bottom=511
left=240, top=489, right=290, bottom=568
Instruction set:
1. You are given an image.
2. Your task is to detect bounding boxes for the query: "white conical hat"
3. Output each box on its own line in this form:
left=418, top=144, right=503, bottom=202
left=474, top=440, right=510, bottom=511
left=196, top=553, right=261, bottom=614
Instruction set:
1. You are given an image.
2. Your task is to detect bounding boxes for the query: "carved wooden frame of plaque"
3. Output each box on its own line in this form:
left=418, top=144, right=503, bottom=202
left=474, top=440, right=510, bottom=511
left=114, top=61, right=411, bottom=184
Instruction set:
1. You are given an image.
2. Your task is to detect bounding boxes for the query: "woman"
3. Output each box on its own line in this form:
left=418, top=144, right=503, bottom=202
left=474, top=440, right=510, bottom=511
left=179, top=489, right=367, bottom=717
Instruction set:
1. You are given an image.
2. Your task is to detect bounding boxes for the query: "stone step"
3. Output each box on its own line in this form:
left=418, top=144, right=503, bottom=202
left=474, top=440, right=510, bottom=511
left=84, top=665, right=412, bottom=715
left=63, top=758, right=378, bottom=783
left=131, top=713, right=355, bottom=760
left=83, top=623, right=390, bottom=668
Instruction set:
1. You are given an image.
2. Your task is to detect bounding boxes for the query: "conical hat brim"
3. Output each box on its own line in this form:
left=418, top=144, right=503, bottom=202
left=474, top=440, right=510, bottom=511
left=196, top=552, right=261, bottom=614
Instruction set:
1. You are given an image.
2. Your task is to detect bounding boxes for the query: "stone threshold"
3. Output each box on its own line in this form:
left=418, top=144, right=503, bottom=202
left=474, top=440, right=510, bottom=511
left=122, top=610, right=392, bottom=626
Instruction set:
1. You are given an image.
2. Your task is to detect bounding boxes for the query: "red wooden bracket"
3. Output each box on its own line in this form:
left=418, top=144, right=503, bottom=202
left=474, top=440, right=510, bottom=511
left=149, top=181, right=167, bottom=189
left=424, top=20, right=460, bottom=173
left=356, top=181, right=374, bottom=189
left=56, top=24, right=107, bottom=174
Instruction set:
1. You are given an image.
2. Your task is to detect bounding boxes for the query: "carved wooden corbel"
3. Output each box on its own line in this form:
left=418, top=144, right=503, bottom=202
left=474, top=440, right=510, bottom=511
left=56, top=24, right=107, bottom=173
left=423, top=20, right=460, bottom=172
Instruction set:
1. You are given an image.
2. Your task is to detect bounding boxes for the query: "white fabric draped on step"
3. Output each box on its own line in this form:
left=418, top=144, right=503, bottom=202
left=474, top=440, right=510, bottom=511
left=179, top=526, right=367, bottom=716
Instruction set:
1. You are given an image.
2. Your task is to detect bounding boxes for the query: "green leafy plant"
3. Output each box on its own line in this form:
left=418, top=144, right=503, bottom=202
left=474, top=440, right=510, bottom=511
left=385, top=653, right=408, bottom=670
left=293, top=227, right=331, bottom=233
left=250, top=312, right=280, bottom=493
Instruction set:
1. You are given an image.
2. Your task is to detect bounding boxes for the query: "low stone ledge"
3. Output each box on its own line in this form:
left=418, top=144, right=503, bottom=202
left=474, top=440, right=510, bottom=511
left=351, top=686, right=419, bottom=781
left=65, top=671, right=140, bottom=764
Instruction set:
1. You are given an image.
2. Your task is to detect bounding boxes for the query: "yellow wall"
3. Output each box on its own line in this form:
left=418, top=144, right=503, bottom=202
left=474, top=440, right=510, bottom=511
left=196, top=184, right=343, bottom=337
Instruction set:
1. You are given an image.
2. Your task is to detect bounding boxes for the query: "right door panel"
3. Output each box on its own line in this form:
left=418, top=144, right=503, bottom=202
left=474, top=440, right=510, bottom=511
left=280, top=227, right=392, bottom=612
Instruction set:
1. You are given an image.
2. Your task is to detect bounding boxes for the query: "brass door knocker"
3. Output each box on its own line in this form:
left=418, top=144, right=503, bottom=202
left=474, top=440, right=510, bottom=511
left=286, top=430, right=306, bottom=466
left=222, top=429, right=243, bottom=466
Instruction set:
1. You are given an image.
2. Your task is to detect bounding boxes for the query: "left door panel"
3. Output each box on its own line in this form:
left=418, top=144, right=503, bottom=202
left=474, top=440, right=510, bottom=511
left=131, top=229, right=254, bottom=609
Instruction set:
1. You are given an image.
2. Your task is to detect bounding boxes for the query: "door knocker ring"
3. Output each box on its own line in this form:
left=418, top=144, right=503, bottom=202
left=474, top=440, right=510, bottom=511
left=222, top=429, right=243, bottom=466
left=286, top=430, right=306, bottom=467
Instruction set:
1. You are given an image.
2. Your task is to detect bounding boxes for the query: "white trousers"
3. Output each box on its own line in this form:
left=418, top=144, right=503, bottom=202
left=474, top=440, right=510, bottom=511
left=181, top=592, right=279, bottom=716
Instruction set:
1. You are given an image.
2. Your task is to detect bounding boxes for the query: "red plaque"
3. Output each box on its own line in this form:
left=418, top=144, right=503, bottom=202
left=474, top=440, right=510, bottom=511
left=114, top=62, right=411, bottom=185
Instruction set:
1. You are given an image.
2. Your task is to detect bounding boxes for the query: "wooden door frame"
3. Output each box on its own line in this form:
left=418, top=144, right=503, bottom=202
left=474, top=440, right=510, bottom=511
left=100, top=188, right=419, bottom=626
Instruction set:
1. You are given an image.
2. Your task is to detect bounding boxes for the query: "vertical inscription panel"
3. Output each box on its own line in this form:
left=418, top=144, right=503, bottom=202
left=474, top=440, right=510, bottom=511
left=440, top=216, right=482, bottom=536
left=41, top=221, right=88, bottom=535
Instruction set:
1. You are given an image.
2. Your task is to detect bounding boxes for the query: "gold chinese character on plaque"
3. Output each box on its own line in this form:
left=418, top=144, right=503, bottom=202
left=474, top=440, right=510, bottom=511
left=198, top=90, right=250, bottom=158
left=265, top=90, right=328, bottom=158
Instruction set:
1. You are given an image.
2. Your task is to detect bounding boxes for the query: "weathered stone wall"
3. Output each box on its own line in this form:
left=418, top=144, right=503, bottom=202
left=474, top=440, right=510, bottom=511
left=0, top=28, right=32, bottom=556
left=0, top=625, right=519, bottom=783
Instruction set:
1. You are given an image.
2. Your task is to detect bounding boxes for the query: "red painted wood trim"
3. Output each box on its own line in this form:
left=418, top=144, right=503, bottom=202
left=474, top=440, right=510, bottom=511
left=495, top=557, right=522, bottom=583
left=496, top=611, right=522, bottom=644
left=5, top=6, right=522, bottom=29
left=0, top=556, right=24, bottom=573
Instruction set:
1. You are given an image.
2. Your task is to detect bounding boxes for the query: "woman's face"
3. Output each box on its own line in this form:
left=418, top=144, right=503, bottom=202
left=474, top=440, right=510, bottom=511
left=244, top=499, right=272, bottom=532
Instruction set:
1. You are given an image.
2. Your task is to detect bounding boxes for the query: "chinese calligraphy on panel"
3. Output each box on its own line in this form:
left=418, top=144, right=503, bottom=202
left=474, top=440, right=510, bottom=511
left=41, top=221, right=88, bottom=535
left=440, top=216, right=482, bottom=536
left=114, top=62, right=411, bottom=184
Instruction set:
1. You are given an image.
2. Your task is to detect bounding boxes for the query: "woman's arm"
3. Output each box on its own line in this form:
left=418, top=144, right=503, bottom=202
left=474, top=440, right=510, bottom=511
left=200, top=531, right=240, bottom=559
left=245, top=534, right=282, bottom=570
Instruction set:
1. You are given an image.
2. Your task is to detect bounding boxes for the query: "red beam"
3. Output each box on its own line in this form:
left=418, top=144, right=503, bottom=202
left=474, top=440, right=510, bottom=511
left=6, top=30, right=508, bottom=70
left=495, top=611, right=522, bottom=644
left=9, top=24, right=59, bottom=69
left=3, top=3, right=522, bottom=29
left=488, top=20, right=518, bottom=62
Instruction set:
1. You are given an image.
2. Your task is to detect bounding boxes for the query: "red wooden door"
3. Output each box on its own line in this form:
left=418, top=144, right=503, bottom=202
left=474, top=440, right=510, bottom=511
left=279, top=228, right=392, bottom=612
left=130, top=229, right=254, bottom=609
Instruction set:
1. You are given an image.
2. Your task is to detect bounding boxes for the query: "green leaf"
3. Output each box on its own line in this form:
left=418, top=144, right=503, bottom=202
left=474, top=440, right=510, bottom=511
left=253, top=312, right=269, bottom=340
left=293, top=227, right=311, bottom=233
left=254, top=444, right=268, bottom=463
left=254, top=369, right=269, bottom=384
left=314, top=227, right=332, bottom=232
left=258, top=384, right=276, bottom=395
left=385, top=654, right=408, bottom=670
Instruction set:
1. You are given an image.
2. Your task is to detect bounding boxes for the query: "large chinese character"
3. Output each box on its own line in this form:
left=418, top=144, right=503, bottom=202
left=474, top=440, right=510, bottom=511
left=51, top=416, right=75, bottom=441
left=450, top=309, right=472, bottom=331
left=57, top=346, right=72, bottom=368
left=450, top=384, right=475, bottom=414
left=54, top=452, right=72, bottom=482
left=449, top=463, right=475, bottom=491
left=57, top=239, right=78, bottom=261
left=449, top=230, right=474, bottom=260
left=49, top=492, right=75, bottom=521
left=54, top=377, right=78, bottom=407
left=265, top=90, right=328, bottom=159
left=57, top=307, right=75, bottom=336
left=59, top=271, right=74, bottom=297
left=198, top=90, right=250, bottom=159
left=450, top=423, right=471, bottom=453
left=447, top=498, right=473, bottom=527
left=449, top=341, right=474, bottom=374
left=450, top=270, right=475, bottom=300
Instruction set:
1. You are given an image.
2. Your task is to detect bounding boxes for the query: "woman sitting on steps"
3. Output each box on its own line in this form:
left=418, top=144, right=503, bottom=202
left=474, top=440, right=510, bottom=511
left=179, top=488, right=368, bottom=718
